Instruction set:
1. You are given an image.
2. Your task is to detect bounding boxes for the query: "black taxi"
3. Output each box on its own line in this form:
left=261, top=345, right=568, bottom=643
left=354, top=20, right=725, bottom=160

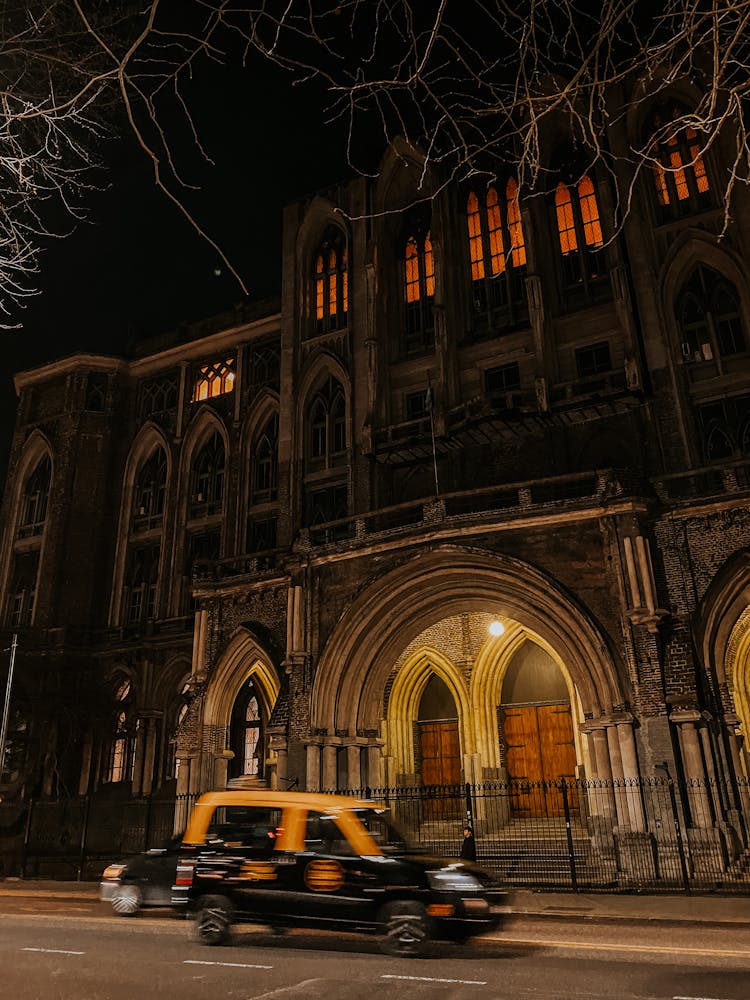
left=174, top=789, right=508, bottom=956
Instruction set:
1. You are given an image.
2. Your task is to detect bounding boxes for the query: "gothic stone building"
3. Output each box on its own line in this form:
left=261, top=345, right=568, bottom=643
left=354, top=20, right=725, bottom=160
left=3, top=87, right=750, bottom=864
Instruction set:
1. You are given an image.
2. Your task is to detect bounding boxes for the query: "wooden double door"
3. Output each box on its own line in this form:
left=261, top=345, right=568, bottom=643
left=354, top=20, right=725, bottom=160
left=419, top=719, right=462, bottom=819
left=502, top=703, right=578, bottom=817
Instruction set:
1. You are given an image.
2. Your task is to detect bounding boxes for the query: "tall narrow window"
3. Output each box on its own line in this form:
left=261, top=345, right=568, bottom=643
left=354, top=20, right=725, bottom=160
left=190, top=432, right=225, bottom=517
left=402, top=225, right=435, bottom=353
left=125, top=545, right=160, bottom=623
left=229, top=678, right=264, bottom=779
left=651, top=114, right=711, bottom=220
left=305, top=376, right=347, bottom=468
left=6, top=551, right=38, bottom=627
left=18, top=456, right=51, bottom=538
left=251, top=416, right=279, bottom=503
left=466, top=180, right=527, bottom=336
left=313, top=228, right=348, bottom=335
left=133, top=449, right=167, bottom=530
left=108, top=678, right=134, bottom=783
left=677, top=266, right=747, bottom=366
left=554, top=174, right=606, bottom=293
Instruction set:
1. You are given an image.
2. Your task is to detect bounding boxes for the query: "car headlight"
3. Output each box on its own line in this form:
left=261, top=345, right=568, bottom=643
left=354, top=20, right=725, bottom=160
left=102, top=865, right=126, bottom=880
left=427, top=870, right=482, bottom=892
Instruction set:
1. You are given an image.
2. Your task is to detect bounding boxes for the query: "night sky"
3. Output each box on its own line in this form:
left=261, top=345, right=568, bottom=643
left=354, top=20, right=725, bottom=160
left=0, top=58, right=353, bottom=483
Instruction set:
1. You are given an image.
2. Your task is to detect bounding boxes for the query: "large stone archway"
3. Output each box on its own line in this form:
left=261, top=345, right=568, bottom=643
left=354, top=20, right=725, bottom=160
left=312, top=545, right=624, bottom=736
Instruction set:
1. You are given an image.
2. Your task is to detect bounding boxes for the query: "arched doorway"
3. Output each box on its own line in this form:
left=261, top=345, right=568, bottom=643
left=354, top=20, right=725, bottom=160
left=228, top=676, right=264, bottom=780
left=499, top=639, right=578, bottom=817
left=418, top=675, right=461, bottom=787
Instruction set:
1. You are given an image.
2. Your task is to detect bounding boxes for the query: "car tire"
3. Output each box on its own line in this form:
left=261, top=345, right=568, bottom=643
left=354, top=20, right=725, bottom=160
left=111, top=883, right=143, bottom=917
left=378, top=900, right=431, bottom=958
left=194, top=895, right=234, bottom=946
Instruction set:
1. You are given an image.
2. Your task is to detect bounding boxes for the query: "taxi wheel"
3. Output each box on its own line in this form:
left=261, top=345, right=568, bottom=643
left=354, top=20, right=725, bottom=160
left=378, top=901, right=431, bottom=958
left=195, top=895, right=234, bottom=946
left=111, top=884, right=142, bottom=917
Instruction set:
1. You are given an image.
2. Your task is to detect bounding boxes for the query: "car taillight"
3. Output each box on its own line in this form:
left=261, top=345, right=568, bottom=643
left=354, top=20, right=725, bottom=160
left=102, top=865, right=125, bottom=880
left=175, top=863, right=194, bottom=887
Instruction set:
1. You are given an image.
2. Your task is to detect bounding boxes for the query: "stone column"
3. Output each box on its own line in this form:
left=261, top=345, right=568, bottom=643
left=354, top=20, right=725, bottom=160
left=584, top=724, right=617, bottom=823
left=617, top=719, right=645, bottom=832
left=366, top=744, right=382, bottom=790
left=674, top=713, right=712, bottom=828
left=140, top=717, right=158, bottom=797
left=606, top=722, right=629, bottom=829
left=346, top=744, right=361, bottom=791
left=321, top=743, right=338, bottom=791
left=131, top=720, right=147, bottom=796
left=305, top=743, right=321, bottom=792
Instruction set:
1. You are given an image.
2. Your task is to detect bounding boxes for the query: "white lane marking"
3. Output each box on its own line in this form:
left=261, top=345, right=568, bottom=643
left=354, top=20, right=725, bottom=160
left=382, top=974, right=487, bottom=986
left=22, top=947, right=84, bottom=956
left=674, top=996, right=731, bottom=1000
left=501, top=937, right=750, bottom=959
left=184, top=959, right=274, bottom=970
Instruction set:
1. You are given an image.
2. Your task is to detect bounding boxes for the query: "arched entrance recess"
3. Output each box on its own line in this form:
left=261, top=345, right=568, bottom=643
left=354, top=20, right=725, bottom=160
left=191, top=627, right=281, bottom=792
left=311, top=546, right=626, bottom=799
left=697, top=550, right=750, bottom=802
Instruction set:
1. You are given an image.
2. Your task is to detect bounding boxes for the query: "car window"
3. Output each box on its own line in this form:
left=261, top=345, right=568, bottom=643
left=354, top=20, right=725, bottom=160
left=304, top=813, right=355, bottom=856
left=206, top=805, right=282, bottom=853
left=353, top=808, right=409, bottom=852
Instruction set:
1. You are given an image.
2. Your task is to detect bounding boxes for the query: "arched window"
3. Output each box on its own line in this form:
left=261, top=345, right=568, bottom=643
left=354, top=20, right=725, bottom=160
left=554, top=174, right=606, bottom=292
left=125, top=544, right=160, bottom=623
left=133, top=448, right=167, bottom=530
left=306, top=376, right=346, bottom=468
left=251, top=416, right=278, bottom=503
left=193, top=358, right=235, bottom=401
left=108, top=677, right=134, bottom=783
left=313, top=228, right=348, bottom=335
left=466, top=179, right=527, bottom=333
left=18, top=456, right=51, bottom=538
left=402, top=225, right=435, bottom=354
left=6, top=551, right=38, bottom=627
left=696, top=395, right=750, bottom=463
left=229, top=678, right=264, bottom=779
left=190, top=432, right=225, bottom=517
left=650, top=110, right=711, bottom=220
left=676, top=266, right=747, bottom=365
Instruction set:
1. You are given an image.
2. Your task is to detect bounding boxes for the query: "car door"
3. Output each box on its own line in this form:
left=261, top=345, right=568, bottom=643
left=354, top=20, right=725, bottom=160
left=270, top=810, right=382, bottom=927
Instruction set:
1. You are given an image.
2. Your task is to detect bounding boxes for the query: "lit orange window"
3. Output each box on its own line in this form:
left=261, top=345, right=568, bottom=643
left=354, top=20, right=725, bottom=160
left=424, top=234, right=435, bottom=297
left=578, top=176, right=603, bottom=247
left=506, top=178, right=526, bottom=267
left=315, top=254, right=325, bottom=320
left=405, top=235, right=420, bottom=302
left=667, top=133, right=689, bottom=201
left=193, top=359, right=235, bottom=401
left=555, top=183, right=578, bottom=254
left=342, top=249, right=349, bottom=313
left=654, top=163, right=670, bottom=206
left=687, top=127, right=710, bottom=194
left=486, top=187, right=505, bottom=275
left=328, top=249, right=337, bottom=318
left=467, top=192, right=484, bottom=280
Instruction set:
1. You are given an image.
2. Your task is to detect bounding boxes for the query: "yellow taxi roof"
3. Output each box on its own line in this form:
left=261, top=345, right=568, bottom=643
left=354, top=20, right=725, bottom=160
left=192, top=789, right=380, bottom=812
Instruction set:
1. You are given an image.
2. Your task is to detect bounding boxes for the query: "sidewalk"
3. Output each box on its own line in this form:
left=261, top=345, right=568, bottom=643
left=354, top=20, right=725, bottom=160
left=1, top=879, right=748, bottom=927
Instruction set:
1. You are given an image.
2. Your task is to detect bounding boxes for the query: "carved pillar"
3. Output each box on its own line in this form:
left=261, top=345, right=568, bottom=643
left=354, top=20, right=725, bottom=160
left=617, top=720, right=645, bottom=832
left=606, top=723, right=629, bottom=828
left=322, top=743, right=338, bottom=791
left=346, top=744, right=361, bottom=791
left=673, top=709, right=711, bottom=828
left=305, top=743, right=321, bottom=792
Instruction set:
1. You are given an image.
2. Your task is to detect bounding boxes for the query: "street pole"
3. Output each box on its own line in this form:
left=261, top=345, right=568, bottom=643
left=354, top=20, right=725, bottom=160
left=0, top=633, right=19, bottom=783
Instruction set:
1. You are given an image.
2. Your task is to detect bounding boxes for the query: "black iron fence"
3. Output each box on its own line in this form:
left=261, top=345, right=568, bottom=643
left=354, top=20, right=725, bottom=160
left=1, top=777, right=749, bottom=892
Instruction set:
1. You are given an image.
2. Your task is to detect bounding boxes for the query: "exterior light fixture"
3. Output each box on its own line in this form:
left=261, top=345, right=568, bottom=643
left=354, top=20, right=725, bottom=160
left=488, top=620, right=505, bottom=637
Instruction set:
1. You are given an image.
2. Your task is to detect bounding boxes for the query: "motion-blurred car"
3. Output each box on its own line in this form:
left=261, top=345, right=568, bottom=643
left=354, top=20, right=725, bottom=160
left=100, top=837, right=182, bottom=916
left=175, top=789, right=509, bottom=956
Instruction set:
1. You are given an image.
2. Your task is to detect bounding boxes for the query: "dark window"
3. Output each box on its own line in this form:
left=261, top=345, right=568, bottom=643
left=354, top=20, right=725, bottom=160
left=133, top=449, right=167, bottom=531
left=246, top=517, right=277, bottom=553
left=6, top=551, right=39, bottom=627
left=696, top=394, right=750, bottom=462
left=251, top=416, right=278, bottom=503
left=247, top=344, right=280, bottom=392
left=125, top=544, right=160, bottom=623
left=305, top=484, right=348, bottom=527
left=677, top=267, right=746, bottom=365
left=0, top=700, right=30, bottom=784
left=185, top=531, right=221, bottom=611
left=305, top=813, right=353, bottom=855
left=405, top=390, right=430, bottom=420
left=206, top=805, right=281, bottom=853
left=85, top=374, right=108, bottom=412
left=108, top=676, right=135, bottom=784
left=306, top=377, right=347, bottom=469
left=139, top=373, right=179, bottom=419
left=575, top=342, right=612, bottom=378
left=485, top=363, right=521, bottom=394
left=18, top=457, right=51, bottom=538
left=190, top=432, right=225, bottom=517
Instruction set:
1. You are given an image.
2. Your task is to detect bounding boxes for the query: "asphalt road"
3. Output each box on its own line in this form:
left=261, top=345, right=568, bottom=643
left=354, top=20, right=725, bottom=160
left=0, top=902, right=748, bottom=1000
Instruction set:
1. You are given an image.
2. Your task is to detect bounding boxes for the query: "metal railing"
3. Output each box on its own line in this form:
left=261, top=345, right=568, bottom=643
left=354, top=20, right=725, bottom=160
left=1, top=777, right=749, bottom=892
